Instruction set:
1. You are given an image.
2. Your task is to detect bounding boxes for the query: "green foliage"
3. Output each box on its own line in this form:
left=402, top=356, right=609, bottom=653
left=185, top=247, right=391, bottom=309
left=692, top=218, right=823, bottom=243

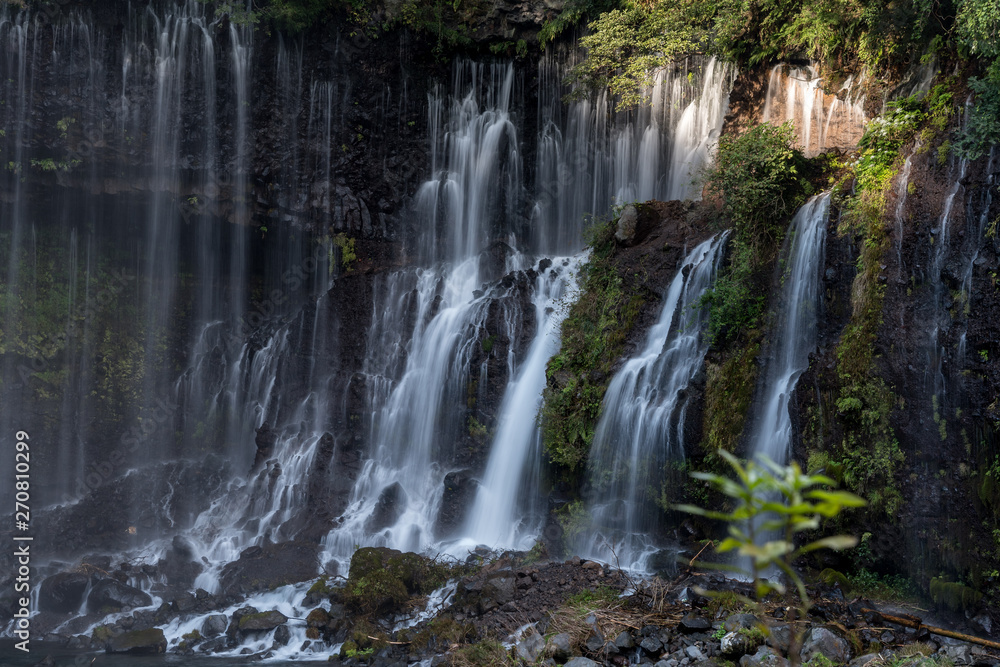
left=540, top=216, right=645, bottom=471
left=955, top=0, right=1000, bottom=58
left=449, top=640, right=512, bottom=667
left=333, top=233, right=357, bottom=272
left=538, top=0, right=618, bottom=44
left=565, top=584, right=619, bottom=607
left=820, top=98, right=933, bottom=518
left=567, top=0, right=707, bottom=108
left=676, top=450, right=866, bottom=605
left=955, top=61, right=1000, bottom=160
left=702, top=122, right=807, bottom=343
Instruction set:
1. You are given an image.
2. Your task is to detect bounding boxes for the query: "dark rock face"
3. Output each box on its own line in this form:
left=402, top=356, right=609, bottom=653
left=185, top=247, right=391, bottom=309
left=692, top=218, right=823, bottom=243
left=436, top=470, right=479, bottom=537
left=87, top=579, right=153, bottom=612
left=38, top=571, right=91, bottom=614
left=105, top=628, right=167, bottom=655
left=218, top=541, right=319, bottom=597
left=366, top=482, right=407, bottom=533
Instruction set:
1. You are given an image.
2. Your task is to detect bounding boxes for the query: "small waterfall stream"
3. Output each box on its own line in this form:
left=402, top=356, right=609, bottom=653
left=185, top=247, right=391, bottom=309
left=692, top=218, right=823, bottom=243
left=761, top=65, right=866, bottom=156
left=579, top=233, right=728, bottom=571
left=749, top=193, right=831, bottom=465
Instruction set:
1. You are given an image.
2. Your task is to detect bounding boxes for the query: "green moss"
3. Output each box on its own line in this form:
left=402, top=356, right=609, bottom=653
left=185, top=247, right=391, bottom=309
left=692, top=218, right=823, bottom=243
left=449, top=639, right=513, bottom=667
left=307, top=576, right=333, bottom=597
left=929, top=577, right=983, bottom=612
left=345, top=547, right=454, bottom=616
left=539, top=215, right=646, bottom=473
left=702, top=342, right=760, bottom=455
left=92, top=625, right=113, bottom=644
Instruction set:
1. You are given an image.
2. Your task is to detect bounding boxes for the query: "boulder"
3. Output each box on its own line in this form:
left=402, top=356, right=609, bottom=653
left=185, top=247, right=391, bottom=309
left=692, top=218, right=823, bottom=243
left=615, top=205, right=638, bottom=244
left=345, top=547, right=449, bottom=615
left=722, top=631, right=761, bottom=657
left=800, top=627, right=850, bottom=665
left=87, top=579, right=152, bottom=611
left=640, top=636, right=663, bottom=655
left=218, top=541, right=318, bottom=597
left=105, top=628, right=167, bottom=654
left=739, top=646, right=789, bottom=667
left=565, top=658, right=600, bottom=667
left=273, top=624, right=291, bottom=645
left=679, top=613, right=713, bottom=633
left=238, top=610, right=288, bottom=633
left=202, top=614, right=228, bottom=637
left=549, top=632, right=574, bottom=661
left=38, top=571, right=90, bottom=614
left=516, top=632, right=545, bottom=662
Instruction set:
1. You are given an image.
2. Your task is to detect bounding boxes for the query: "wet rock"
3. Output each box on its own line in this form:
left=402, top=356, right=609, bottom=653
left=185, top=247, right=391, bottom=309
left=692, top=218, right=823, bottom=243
left=202, top=614, right=228, bottom=637
left=436, top=470, right=478, bottom=537
left=739, top=646, right=788, bottom=667
left=88, top=579, right=152, bottom=611
left=585, top=632, right=605, bottom=652
left=549, top=632, right=574, bottom=661
left=941, top=644, right=972, bottom=665
left=480, top=241, right=517, bottom=283
left=800, top=627, right=849, bottom=664
left=721, top=631, right=760, bottom=657
left=38, top=571, right=91, bottom=614
left=218, top=541, right=318, bottom=597
left=680, top=614, right=713, bottom=633
left=517, top=632, right=546, bottom=662
left=686, top=645, right=706, bottom=661
left=253, top=422, right=279, bottom=470
left=641, top=636, right=664, bottom=655
left=724, top=614, right=761, bottom=632
left=105, top=628, right=167, bottom=654
left=366, top=482, right=407, bottom=532
left=273, top=624, right=291, bottom=646
left=239, top=610, right=288, bottom=633
left=565, top=658, right=600, bottom=667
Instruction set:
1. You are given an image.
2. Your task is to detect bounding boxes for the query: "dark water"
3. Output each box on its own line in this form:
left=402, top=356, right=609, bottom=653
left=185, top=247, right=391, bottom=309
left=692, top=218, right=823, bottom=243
left=0, top=642, right=327, bottom=665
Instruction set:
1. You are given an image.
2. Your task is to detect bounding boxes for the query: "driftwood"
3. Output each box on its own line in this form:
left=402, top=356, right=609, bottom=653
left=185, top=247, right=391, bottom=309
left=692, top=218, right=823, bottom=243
left=863, top=608, right=1000, bottom=652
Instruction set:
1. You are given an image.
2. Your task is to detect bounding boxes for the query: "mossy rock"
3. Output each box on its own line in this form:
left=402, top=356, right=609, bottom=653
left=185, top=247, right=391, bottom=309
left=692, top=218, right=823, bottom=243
left=929, top=577, right=982, bottom=613
left=345, top=547, right=451, bottom=615
left=91, top=625, right=113, bottom=644
left=106, top=628, right=167, bottom=654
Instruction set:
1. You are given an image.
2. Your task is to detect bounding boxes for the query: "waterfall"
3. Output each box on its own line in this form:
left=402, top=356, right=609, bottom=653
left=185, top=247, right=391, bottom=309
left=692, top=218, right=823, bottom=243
left=458, top=255, right=585, bottom=551
left=761, top=65, right=866, bottom=157
left=928, top=157, right=969, bottom=404
left=320, top=61, right=530, bottom=567
left=532, top=52, right=734, bottom=255
left=749, top=193, right=831, bottom=465
left=579, top=234, right=728, bottom=571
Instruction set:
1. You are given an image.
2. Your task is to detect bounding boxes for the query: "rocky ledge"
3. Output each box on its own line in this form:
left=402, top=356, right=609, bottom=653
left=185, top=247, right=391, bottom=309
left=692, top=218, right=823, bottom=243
left=19, top=545, right=1000, bottom=666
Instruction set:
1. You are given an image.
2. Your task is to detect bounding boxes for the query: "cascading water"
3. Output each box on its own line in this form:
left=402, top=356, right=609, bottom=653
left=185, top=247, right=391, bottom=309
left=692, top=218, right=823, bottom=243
left=749, top=193, right=831, bottom=465
left=321, top=61, right=535, bottom=566
left=532, top=52, right=734, bottom=254
left=761, top=65, right=866, bottom=157
left=579, top=234, right=728, bottom=571
left=457, top=255, right=584, bottom=551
